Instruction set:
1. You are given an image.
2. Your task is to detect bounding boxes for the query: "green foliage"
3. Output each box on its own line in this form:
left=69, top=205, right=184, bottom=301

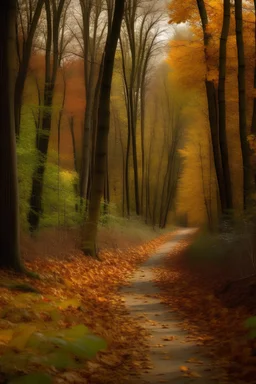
left=41, top=159, right=81, bottom=228
left=18, top=105, right=82, bottom=230
left=0, top=293, right=107, bottom=383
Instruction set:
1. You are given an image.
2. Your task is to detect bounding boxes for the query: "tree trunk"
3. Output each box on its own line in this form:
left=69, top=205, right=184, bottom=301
left=28, top=87, right=54, bottom=232
left=218, top=0, right=233, bottom=211
left=235, top=0, right=251, bottom=209
left=125, top=112, right=131, bottom=217
left=14, top=0, right=44, bottom=137
left=103, top=155, right=110, bottom=216
left=0, top=1, right=23, bottom=270
left=130, top=103, right=140, bottom=215
left=205, top=80, right=227, bottom=213
left=196, top=0, right=228, bottom=215
left=152, top=139, right=165, bottom=227
left=251, top=0, right=256, bottom=135
left=79, top=93, right=94, bottom=201
left=27, top=0, right=65, bottom=232
left=69, top=116, right=79, bottom=211
left=140, top=80, right=146, bottom=215
left=82, top=0, right=125, bottom=257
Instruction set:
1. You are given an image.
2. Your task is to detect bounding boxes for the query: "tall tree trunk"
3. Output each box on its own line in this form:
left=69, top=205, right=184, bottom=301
left=79, top=0, right=92, bottom=201
left=251, top=0, right=256, bottom=135
left=79, top=1, right=104, bottom=202
left=152, top=139, right=165, bottom=228
left=130, top=101, right=140, bottom=214
left=196, top=0, right=228, bottom=214
left=89, top=56, right=104, bottom=199
left=0, top=1, right=23, bottom=270
left=218, top=0, right=233, bottom=211
left=120, top=39, right=131, bottom=216
left=14, top=0, right=44, bottom=137
left=235, top=0, right=251, bottom=209
left=103, top=155, right=110, bottom=216
left=82, top=0, right=125, bottom=257
left=125, top=100, right=131, bottom=216
left=140, top=80, right=146, bottom=215
left=69, top=115, right=79, bottom=211
left=57, top=70, right=66, bottom=226
left=28, top=0, right=66, bottom=232
left=80, top=92, right=94, bottom=201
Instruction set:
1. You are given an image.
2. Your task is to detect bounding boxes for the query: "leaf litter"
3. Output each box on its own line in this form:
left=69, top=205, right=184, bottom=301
left=154, top=235, right=256, bottom=383
left=0, top=233, right=172, bottom=383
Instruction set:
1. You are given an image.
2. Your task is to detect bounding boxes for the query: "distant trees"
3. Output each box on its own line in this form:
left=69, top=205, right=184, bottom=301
left=145, top=64, right=184, bottom=228
left=2, top=0, right=237, bottom=264
left=120, top=0, right=164, bottom=216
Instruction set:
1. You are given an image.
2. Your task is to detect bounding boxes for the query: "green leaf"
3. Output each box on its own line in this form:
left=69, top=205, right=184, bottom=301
left=41, top=351, right=78, bottom=369
left=14, top=293, right=40, bottom=307
left=245, top=316, right=256, bottom=329
left=57, top=325, right=89, bottom=339
left=66, top=335, right=107, bottom=359
left=26, top=332, right=53, bottom=353
left=9, top=325, right=37, bottom=350
left=9, top=372, right=52, bottom=384
left=49, top=310, right=61, bottom=322
left=33, top=302, right=55, bottom=312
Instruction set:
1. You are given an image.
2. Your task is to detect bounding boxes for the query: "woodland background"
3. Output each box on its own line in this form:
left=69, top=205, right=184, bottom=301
left=12, top=0, right=256, bottom=243
left=2, top=1, right=256, bottom=383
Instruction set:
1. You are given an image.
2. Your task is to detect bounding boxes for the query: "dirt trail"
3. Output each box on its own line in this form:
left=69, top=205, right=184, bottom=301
left=122, top=229, right=222, bottom=384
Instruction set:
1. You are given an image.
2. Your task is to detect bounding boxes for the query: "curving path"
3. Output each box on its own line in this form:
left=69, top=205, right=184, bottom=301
left=122, top=229, right=223, bottom=384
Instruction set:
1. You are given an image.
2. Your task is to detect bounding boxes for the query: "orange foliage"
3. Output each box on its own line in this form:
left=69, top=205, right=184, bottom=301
left=24, top=53, right=86, bottom=170
left=64, top=59, right=85, bottom=118
left=168, top=0, right=256, bottom=224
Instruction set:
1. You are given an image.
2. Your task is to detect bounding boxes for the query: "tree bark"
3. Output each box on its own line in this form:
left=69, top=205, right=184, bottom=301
left=235, top=0, right=251, bottom=209
left=218, top=0, right=233, bottom=210
left=196, top=0, right=228, bottom=215
left=0, top=1, right=23, bottom=270
left=28, top=0, right=66, bottom=232
left=79, top=0, right=105, bottom=202
left=82, top=0, right=125, bottom=257
left=15, top=0, right=44, bottom=137
left=251, top=0, right=256, bottom=135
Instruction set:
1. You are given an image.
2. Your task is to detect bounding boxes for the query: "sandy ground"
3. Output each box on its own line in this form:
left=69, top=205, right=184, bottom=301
left=122, top=229, right=223, bottom=384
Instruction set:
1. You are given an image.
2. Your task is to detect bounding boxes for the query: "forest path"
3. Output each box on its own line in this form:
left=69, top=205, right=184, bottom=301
left=122, top=229, right=222, bottom=384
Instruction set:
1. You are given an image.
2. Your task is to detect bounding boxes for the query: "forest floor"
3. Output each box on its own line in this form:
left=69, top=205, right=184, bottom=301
left=0, top=225, right=255, bottom=383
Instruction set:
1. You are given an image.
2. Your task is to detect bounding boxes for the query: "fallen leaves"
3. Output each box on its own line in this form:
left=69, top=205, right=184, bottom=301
left=0, top=232, right=172, bottom=384
left=155, top=236, right=256, bottom=383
